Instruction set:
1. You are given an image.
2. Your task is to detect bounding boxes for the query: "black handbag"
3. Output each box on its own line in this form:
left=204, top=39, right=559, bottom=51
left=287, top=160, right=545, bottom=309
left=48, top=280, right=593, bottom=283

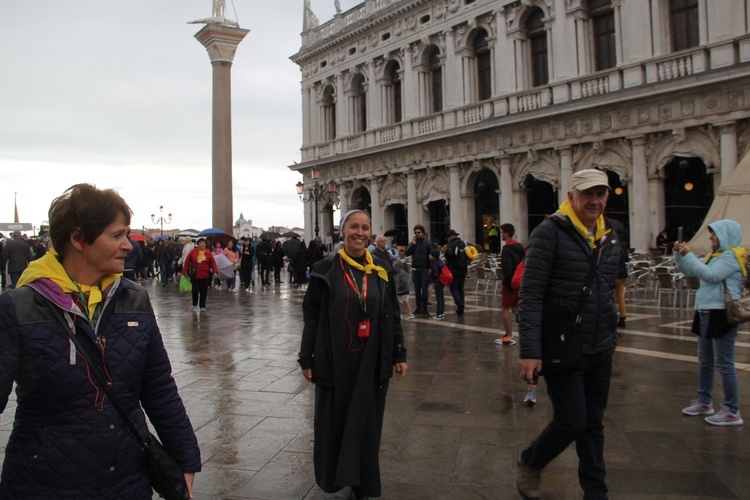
left=186, top=263, right=197, bottom=279
left=541, top=252, right=598, bottom=373
left=64, top=317, right=190, bottom=500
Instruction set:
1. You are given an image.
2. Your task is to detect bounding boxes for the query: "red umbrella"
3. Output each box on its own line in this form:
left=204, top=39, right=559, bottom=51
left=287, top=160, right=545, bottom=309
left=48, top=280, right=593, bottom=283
left=129, top=233, right=147, bottom=242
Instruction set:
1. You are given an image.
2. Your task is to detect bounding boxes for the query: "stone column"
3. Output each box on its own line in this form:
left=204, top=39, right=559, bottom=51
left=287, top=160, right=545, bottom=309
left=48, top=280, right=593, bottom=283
left=338, top=183, right=349, bottom=218
left=407, top=172, right=419, bottom=231
left=558, top=147, right=573, bottom=205
left=718, top=121, right=738, bottom=185
left=448, top=164, right=463, bottom=235
left=369, top=177, right=383, bottom=236
left=499, top=156, right=514, bottom=226
left=194, top=24, right=250, bottom=234
left=629, top=136, right=651, bottom=253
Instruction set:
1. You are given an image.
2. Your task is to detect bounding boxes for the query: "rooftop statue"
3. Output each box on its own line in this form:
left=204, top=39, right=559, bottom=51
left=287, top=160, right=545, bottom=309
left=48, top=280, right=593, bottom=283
left=303, top=0, right=319, bottom=31
left=188, top=0, right=240, bottom=27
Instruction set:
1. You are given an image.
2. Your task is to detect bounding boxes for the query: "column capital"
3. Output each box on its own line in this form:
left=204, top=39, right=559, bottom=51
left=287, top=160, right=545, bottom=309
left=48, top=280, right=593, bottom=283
left=625, top=134, right=647, bottom=146
left=195, top=24, right=250, bottom=64
left=716, top=121, right=737, bottom=132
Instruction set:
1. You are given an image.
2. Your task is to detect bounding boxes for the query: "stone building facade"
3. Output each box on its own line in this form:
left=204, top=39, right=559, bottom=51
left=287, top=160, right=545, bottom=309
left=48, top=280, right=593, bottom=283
left=290, top=0, right=750, bottom=252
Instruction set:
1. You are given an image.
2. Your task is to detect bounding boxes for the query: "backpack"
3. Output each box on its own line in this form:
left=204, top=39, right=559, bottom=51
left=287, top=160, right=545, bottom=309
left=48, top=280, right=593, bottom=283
left=439, top=265, right=454, bottom=286
left=510, top=258, right=524, bottom=290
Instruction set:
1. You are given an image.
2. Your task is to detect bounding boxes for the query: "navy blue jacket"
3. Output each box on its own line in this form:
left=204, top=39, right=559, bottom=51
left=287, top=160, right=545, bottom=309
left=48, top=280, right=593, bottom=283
left=0, top=278, right=200, bottom=499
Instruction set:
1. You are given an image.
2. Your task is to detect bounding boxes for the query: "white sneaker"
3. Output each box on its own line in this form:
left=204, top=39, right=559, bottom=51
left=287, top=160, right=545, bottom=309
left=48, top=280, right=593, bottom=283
left=406, top=314, right=415, bottom=319
left=200, top=307, right=207, bottom=313
left=704, top=406, right=743, bottom=426
left=192, top=306, right=199, bottom=312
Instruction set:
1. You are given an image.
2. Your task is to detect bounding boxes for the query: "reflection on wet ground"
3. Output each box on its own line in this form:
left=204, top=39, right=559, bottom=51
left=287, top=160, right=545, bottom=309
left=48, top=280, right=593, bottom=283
left=1, top=276, right=748, bottom=499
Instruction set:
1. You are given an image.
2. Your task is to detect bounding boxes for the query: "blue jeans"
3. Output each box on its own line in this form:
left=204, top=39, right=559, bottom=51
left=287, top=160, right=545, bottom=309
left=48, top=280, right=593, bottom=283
left=523, top=348, right=613, bottom=499
left=434, top=281, right=445, bottom=316
left=449, top=274, right=466, bottom=307
left=411, top=268, right=429, bottom=312
left=697, top=311, right=739, bottom=413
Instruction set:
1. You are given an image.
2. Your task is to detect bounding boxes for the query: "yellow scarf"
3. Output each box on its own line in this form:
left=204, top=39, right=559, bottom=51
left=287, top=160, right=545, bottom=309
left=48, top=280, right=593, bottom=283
left=338, top=248, right=389, bottom=282
left=556, top=200, right=611, bottom=249
left=703, top=248, right=748, bottom=277
left=15, top=248, right=120, bottom=319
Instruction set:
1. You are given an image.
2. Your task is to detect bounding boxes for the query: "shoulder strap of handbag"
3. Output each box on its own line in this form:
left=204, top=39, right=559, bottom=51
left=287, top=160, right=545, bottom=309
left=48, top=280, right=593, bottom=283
left=554, top=216, right=600, bottom=325
left=50, top=306, right=151, bottom=451
left=573, top=252, right=599, bottom=326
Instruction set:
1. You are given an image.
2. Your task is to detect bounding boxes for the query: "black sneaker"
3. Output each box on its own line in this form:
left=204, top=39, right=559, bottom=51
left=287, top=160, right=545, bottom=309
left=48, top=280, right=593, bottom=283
left=617, top=317, right=626, bottom=328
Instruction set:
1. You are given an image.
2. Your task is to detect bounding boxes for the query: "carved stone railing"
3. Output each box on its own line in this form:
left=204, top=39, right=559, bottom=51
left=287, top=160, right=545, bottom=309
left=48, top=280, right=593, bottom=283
left=318, top=143, right=333, bottom=158
left=379, top=125, right=400, bottom=143
left=515, top=90, right=545, bottom=112
left=645, top=48, right=708, bottom=83
left=463, top=104, right=484, bottom=124
left=345, top=135, right=362, bottom=152
left=415, top=116, right=439, bottom=136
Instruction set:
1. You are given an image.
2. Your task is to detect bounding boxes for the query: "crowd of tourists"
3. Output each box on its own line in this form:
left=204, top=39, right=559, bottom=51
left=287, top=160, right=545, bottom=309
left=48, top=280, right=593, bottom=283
left=1, top=173, right=746, bottom=500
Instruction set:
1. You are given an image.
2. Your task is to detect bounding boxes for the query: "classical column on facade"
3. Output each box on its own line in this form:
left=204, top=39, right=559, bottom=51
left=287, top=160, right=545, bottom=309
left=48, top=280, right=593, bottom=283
left=558, top=146, right=573, bottom=204
left=718, top=121, right=738, bottom=184
left=448, top=164, right=463, bottom=235
left=629, top=135, right=651, bottom=253
left=498, top=156, right=514, bottom=227
left=366, top=61, right=380, bottom=130
left=493, top=9, right=514, bottom=98
left=334, top=74, right=348, bottom=150
left=311, top=84, right=322, bottom=144
left=301, top=85, right=312, bottom=147
left=406, top=171, right=419, bottom=231
left=402, top=46, right=418, bottom=121
left=337, top=182, right=349, bottom=218
left=444, top=29, right=462, bottom=109
left=369, top=177, right=383, bottom=237
left=304, top=198, right=314, bottom=243
left=194, top=23, right=250, bottom=233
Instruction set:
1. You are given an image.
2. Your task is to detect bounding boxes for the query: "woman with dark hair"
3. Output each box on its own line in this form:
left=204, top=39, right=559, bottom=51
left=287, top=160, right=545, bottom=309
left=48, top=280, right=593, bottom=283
left=0, top=183, right=200, bottom=499
left=292, top=241, right=309, bottom=290
left=183, top=238, right=218, bottom=312
left=299, top=210, right=408, bottom=499
left=223, top=239, right=239, bottom=292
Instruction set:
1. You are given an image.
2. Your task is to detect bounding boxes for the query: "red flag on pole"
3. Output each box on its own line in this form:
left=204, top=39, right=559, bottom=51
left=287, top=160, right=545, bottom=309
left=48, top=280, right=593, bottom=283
left=14, top=192, right=19, bottom=223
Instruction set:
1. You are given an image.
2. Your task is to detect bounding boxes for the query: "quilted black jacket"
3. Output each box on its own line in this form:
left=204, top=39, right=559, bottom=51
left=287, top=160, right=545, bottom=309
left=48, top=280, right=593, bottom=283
left=0, top=279, right=200, bottom=499
left=518, top=214, right=619, bottom=360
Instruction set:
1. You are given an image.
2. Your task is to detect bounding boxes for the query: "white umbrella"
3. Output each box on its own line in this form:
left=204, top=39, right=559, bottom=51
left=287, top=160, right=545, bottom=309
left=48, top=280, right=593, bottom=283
left=213, top=253, right=235, bottom=280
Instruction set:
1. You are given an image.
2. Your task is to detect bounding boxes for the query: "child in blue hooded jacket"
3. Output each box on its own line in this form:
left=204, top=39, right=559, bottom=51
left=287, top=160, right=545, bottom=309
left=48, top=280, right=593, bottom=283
left=674, top=219, right=746, bottom=426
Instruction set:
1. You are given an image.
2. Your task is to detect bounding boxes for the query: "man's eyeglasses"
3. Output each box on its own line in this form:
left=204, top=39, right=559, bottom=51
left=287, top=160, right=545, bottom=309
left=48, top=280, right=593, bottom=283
left=414, top=231, right=423, bottom=235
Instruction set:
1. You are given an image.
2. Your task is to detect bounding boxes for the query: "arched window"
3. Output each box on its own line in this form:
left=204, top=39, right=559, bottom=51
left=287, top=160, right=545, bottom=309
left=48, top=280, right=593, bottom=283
left=590, top=0, right=616, bottom=71
left=351, top=74, right=367, bottom=133
left=473, top=30, right=492, bottom=101
left=386, top=62, right=402, bottom=124
left=322, top=85, right=336, bottom=140
left=670, top=0, right=698, bottom=52
left=527, top=9, right=548, bottom=87
left=428, top=47, right=443, bottom=112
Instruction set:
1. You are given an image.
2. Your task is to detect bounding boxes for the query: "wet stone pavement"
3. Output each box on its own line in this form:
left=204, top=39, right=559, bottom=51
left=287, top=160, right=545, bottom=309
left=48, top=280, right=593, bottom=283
left=1, top=274, right=749, bottom=499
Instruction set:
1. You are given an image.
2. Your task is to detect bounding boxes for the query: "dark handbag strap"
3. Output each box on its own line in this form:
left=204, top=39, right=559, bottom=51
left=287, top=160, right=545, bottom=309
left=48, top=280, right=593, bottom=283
left=53, top=307, right=150, bottom=451
left=573, top=252, right=599, bottom=325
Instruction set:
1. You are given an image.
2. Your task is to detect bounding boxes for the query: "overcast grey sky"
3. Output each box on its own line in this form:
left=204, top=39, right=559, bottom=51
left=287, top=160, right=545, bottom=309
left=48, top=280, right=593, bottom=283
left=0, top=0, right=355, bottom=233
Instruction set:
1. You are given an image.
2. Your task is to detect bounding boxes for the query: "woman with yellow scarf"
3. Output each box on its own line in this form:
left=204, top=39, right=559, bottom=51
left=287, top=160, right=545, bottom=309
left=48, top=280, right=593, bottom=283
left=298, top=210, right=407, bottom=499
left=0, top=184, right=200, bottom=498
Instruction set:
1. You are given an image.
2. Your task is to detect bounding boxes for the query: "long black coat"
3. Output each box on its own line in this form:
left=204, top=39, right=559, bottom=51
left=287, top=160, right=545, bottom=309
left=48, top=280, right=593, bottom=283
left=299, top=254, right=406, bottom=495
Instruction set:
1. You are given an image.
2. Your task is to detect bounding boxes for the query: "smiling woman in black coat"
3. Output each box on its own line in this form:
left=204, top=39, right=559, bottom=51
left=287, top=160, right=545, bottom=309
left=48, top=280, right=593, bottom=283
left=299, top=210, right=407, bottom=499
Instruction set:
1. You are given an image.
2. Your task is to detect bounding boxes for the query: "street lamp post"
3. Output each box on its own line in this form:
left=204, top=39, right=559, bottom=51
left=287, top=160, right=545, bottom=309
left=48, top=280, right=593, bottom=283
left=296, top=166, right=338, bottom=240
left=150, top=205, right=173, bottom=235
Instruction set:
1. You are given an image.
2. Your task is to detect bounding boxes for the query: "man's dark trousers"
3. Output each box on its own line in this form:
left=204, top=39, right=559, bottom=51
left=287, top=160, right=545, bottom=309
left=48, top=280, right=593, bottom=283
left=411, top=267, right=429, bottom=313
left=522, top=348, right=613, bottom=499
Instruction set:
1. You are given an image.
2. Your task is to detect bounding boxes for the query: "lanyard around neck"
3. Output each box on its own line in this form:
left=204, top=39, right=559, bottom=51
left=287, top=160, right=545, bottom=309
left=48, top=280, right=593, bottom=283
left=340, top=256, right=367, bottom=312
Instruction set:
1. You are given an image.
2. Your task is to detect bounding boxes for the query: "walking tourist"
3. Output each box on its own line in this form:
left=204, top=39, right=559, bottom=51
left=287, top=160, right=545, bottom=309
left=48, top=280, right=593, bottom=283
left=405, top=224, right=434, bottom=318
left=517, top=169, right=620, bottom=499
left=239, top=238, right=255, bottom=290
left=299, top=209, right=407, bottom=499
left=2, top=231, right=32, bottom=288
left=0, top=183, right=200, bottom=498
left=675, top=219, right=744, bottom=426
left=183, top=237, right=218, bottom=312
left=496, top=223, right=523, bottom=346
left=443, top=229, right=468, bottom=316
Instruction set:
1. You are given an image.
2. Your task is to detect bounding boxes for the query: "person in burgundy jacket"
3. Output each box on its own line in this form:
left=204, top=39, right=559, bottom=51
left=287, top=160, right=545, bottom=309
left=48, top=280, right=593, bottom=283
left=183, top=237, right=218, bottom=312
